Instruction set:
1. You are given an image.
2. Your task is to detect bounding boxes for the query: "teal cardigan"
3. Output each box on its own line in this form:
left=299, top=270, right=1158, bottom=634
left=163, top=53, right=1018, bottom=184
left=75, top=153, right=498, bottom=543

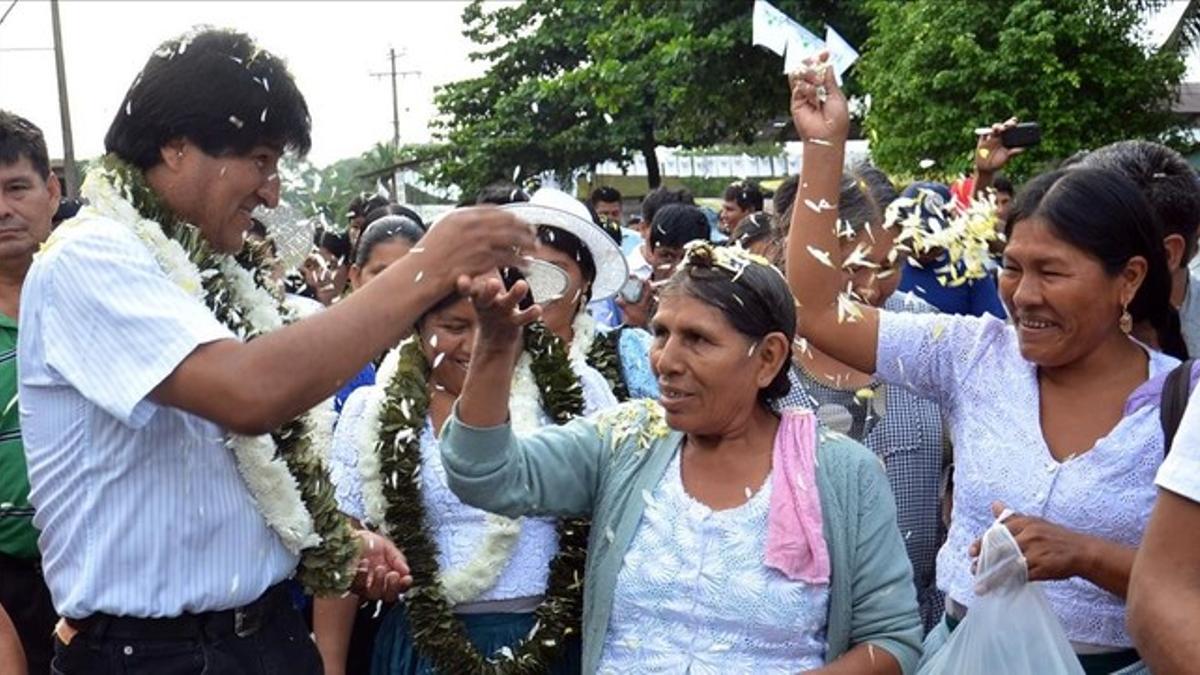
left=440, top=400, right=924, bottom=674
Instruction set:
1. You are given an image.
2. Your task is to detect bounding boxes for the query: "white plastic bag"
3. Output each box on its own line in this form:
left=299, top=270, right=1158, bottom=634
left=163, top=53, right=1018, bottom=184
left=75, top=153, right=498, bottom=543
left=916, top=518, right=1085, bottom=675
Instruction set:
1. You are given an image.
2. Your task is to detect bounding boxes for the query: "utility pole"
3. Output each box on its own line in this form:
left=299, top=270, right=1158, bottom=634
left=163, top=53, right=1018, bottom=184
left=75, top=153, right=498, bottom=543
left=370, top=48, right=420, bottom=148
left=50, top=0, right=78, bottom=197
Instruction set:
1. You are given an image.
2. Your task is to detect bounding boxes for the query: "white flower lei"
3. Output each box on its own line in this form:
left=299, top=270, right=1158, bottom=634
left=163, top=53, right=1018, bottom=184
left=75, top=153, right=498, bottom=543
left=359, top=346, right=529, bottom=606
left=74, top=167, right=322, bottom=555
left=355, top=311, right=596, bottom=605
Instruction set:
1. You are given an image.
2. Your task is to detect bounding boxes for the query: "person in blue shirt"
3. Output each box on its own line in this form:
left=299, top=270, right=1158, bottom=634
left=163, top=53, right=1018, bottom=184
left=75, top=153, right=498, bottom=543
left=895, top=182, right=1007, bottom=319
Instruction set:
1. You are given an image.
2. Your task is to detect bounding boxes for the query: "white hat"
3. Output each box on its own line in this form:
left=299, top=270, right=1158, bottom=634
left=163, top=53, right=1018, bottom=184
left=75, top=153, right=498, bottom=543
left=501, top=188, right=628, bottom=301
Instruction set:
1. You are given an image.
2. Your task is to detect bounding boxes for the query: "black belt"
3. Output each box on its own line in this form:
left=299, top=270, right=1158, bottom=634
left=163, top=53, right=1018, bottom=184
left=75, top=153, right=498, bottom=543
left=0, top=551, right=41, bottom=573
left=66, top=582, right=292, bottom=641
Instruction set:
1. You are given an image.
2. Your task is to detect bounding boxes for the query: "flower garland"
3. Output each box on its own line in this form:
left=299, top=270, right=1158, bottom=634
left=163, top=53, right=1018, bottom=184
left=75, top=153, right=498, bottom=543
left=65, top=156, right=359, bottom=595
left=357, top=354, right=522, bottom=606
left=366, top=322, right=588, bottom=673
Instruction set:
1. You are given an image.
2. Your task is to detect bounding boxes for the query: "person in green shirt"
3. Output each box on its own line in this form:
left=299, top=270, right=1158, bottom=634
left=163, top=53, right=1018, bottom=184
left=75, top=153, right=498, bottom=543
left=0, top=109, right=62, bottom=675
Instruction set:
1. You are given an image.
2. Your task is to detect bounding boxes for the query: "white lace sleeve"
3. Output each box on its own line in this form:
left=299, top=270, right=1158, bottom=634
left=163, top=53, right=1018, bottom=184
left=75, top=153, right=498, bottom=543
left=329, top=386, right=376, bottom=523
left=874, top=310, right=1007, bottom=409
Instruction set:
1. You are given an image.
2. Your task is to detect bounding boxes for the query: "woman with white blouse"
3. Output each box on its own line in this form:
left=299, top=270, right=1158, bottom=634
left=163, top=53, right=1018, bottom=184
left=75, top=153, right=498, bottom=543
left=317, top=191, right=626, bottom=675
left=440, top=242, right=923, bottom=674
left=786, top=55, right=1186, bottom=675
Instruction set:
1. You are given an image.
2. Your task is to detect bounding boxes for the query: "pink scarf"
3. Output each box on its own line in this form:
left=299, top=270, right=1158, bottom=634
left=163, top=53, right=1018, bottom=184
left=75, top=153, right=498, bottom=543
left=764, top=410, right=830, bottom=583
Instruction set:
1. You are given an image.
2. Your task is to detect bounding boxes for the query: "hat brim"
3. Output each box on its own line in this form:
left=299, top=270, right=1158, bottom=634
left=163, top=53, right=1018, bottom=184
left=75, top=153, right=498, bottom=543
left=501, top=202, right=629, bottom=301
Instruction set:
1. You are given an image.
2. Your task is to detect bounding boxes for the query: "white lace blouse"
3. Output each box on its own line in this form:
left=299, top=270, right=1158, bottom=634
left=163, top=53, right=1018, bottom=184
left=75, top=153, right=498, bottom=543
left=876, top=311, right=1176, bottom=648
left=597, top=452, right=830, bottom=674
left=329, top=361, right=618, bottom=606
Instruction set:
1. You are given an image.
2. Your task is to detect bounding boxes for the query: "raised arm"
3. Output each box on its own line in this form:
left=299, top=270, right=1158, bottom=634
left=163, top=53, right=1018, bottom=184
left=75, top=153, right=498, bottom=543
left=440, top=275, right=607, bottom=518
left=784, top=55, right=880, bottom=374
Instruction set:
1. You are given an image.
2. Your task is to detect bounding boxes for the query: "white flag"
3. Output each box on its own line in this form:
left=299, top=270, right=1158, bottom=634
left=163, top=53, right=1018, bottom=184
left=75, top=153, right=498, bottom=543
left=783, top=23, right=825, bottom=74
left=752, top=0, right=792, bottom=55
left=824, top=25, right=860, bottom=84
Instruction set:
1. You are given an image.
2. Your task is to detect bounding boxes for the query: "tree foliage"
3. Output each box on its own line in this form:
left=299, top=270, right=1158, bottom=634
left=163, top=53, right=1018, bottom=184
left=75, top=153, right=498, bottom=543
left=858, top=0, right=1191, bottom=179
left=430, top=0, right=868, bottom=195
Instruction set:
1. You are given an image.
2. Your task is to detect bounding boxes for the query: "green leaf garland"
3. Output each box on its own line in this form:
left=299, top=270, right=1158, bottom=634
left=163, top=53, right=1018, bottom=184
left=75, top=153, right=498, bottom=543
left=104, top=156, right=359, bottom=595
left=374, top=323, right=588, bottom=673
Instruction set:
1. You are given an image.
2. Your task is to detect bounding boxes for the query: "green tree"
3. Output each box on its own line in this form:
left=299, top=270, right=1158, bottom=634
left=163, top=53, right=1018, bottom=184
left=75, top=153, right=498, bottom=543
left=430, top=0, right=868, bottom=196
left=858, top=0, right=1192, bottom=178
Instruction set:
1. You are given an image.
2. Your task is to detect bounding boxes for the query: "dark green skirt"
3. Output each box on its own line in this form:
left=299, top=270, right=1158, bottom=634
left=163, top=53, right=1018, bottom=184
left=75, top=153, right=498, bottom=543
left=370, top=604, right=582, bottom=675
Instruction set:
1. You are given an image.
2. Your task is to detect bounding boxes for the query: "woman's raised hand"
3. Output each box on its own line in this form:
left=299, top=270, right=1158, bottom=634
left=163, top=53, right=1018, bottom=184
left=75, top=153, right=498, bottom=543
left=458, top=273, right=542, bottom=351
left=789, top=51, right=850, bottom=145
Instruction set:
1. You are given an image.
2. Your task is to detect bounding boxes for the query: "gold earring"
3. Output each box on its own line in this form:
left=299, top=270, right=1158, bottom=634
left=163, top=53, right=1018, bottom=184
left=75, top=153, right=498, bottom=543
left=1119, top=306, right=1133, bottom=334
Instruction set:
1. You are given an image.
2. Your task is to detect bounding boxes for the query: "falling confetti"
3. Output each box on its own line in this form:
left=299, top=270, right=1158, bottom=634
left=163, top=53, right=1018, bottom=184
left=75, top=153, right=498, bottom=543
left=836, top=291, right=863, bottom=323
left=414, top=271, right=424, bottom=283
left=260, top=107, right=269, bottom=123
left=229, top=115, right=245, bottom=129
left=918, top=158, right=936, bottom=169
left=803, top=198, right=835, bottom=213
left=603, top=113, right=614, bottom=124
left=806, top=245, right=834, bottom=268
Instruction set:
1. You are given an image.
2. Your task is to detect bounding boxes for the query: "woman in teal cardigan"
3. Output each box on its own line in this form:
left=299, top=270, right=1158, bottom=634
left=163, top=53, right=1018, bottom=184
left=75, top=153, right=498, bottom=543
left=441, top=242, right=923, bottom=674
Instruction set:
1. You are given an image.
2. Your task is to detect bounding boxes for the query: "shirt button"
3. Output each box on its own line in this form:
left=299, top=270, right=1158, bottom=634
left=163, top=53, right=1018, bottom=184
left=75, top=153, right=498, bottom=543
left=123, top=645, right=134, bottom=656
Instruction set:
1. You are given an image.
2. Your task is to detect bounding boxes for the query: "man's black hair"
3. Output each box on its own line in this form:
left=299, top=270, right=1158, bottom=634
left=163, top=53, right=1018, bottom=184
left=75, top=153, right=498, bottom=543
left=247, top=217, right=269, bottom=239
left=348, top=193, right=391, bottom=221
left=315, top=229, right=352, bottom=266
left=993, top=174, right=1014, bottom=196
left=650, top=204, right=710, bottom=250
left=723, top=180, right=765, bottom=212
left=0, top=110, right=50, bottom=179
left=590, top=186, right=622, bottom=205
left=641, top=186, right=694, bottom=228
left=1079, top=140, right=1200, bottom=258
left=105, top=27, right=312, bottom=170
left=475, top=181, right=529, bottom=206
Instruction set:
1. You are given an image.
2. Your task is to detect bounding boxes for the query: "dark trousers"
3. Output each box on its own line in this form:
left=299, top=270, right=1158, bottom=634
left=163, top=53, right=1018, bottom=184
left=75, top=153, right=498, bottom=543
left=50, top=585, right=322, bottom=675
left=0, top=553, right=56, bottom=675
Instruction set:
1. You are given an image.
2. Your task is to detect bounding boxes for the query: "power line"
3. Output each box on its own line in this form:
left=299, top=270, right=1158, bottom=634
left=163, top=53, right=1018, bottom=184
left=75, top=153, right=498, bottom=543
left=0, top=0, right=18, bottom=28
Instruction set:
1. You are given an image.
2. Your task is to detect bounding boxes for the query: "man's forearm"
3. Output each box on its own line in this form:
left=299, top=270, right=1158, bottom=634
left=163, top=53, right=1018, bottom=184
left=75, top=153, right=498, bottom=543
left=156, top=253, right=449, bottom=434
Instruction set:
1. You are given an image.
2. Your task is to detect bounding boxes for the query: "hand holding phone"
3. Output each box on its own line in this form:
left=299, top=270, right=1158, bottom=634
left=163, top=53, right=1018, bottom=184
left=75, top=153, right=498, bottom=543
left=973, top=118, right=1033, bottom=173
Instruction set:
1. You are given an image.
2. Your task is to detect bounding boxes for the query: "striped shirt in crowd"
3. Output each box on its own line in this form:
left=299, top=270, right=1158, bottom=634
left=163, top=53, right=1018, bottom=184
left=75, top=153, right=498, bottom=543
left=17, top=215, right=296, bottom=619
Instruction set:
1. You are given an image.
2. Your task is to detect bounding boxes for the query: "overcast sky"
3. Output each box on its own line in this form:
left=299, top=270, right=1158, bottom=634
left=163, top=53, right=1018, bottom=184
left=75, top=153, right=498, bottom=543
left=1, top=1, right=1194, bottom=168
left=0, top=1, right=506, bottom=166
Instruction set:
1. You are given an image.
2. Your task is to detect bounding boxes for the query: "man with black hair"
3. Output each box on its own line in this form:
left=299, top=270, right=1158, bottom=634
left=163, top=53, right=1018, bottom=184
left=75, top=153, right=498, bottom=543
left=345, top=192, right=390, bottom=255
left=719, top=180, right=765, bottom=235
left=590, top=185, right=622, bottom=225
left=627, top=186, right=694, bottom=280
left=648, top=203, right=711, bottom=282
left=1080, top=140, right=1200, bottom=355
left=475, top=180, right=530, bottom=206
left=20, top=28, right=533, bottom=674
left=0, top=109, right=59, bottom=675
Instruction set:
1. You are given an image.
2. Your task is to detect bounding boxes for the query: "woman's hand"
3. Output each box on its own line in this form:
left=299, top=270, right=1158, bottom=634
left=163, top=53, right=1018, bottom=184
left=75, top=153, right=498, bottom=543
left=617, top=278, right=655, bottom=328
left=351, top=530, right=412, bottom=602
left=789, top=52, right=850, bottom=144
left=459, top=273, right=542, bottom=353
left=970, top=502, right=1088, bottom=586
left=455, top=273, right=540, bottom=428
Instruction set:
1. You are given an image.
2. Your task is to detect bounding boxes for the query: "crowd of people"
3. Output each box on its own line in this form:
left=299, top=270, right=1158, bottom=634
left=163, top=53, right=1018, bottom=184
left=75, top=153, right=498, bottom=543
left=2, top=25, right=1200, bottom=675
